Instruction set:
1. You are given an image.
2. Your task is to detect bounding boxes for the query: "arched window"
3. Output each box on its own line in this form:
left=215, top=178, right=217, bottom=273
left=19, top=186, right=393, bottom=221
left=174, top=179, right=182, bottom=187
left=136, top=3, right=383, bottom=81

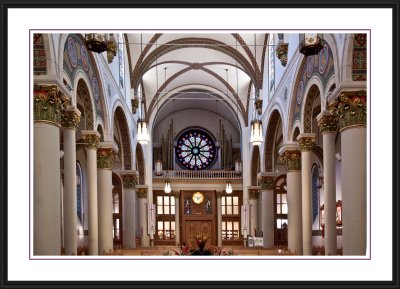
left=312, top=165, right=319, bottom=223
left=76, top=162, right=83, bottom=224
left=269, top=34, right=275, bottom=93
left=118, top=33, right=124, bottom=88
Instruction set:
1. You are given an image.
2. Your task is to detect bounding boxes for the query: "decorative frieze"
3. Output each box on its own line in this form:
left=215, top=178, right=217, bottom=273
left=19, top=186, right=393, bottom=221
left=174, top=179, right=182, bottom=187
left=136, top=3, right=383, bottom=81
left=97, top=147, right=116, bottom=169
left=82, top=131, right=100, bottom=150
left=297, top=134, right=315, bottom=152
left=121, top=172, right=138, bottom=189
left=317, top=111, right=338, bottom=133
left=61, top=106, right=81, bottom=129
left=136, top=187, right=148, bottom=199
left=280, top=150, right=301, bottom=171
left=329, top=90, right=367, bottom=131
left=34, top=84, right=70, bottom=126
left=258, top=175, right=275, bottom=190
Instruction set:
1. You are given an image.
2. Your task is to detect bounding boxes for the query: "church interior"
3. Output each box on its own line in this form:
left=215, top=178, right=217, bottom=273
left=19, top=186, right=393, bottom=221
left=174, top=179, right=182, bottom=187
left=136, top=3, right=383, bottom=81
left=32, top=32, right=367, bottom=257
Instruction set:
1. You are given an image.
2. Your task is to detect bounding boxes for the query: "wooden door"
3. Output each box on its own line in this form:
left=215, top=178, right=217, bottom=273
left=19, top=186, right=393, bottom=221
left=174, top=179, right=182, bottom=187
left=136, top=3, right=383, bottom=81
left=184, top=220, right=212, bottom=247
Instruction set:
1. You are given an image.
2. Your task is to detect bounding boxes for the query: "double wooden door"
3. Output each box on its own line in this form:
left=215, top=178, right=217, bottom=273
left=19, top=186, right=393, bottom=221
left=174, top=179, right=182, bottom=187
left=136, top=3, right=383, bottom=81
left=180, top=190, right=216, bottom=246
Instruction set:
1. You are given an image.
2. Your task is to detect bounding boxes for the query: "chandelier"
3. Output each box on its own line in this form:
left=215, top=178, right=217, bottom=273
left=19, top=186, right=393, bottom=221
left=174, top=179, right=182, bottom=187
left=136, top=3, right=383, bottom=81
left=250, top=118, right=263, bottom=146
left=84, top=33, right=117, bottom=63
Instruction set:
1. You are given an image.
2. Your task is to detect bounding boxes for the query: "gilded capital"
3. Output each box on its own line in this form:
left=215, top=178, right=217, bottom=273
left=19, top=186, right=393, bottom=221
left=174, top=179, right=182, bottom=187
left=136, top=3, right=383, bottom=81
left=61, top=106, right=81, bottom=129
left=297, top=134, right=315, bottom=152
left=82, top=131, right=100, bottom=150
left=131, top=98, right=139, bottom=114
left=215, top=191, right=223, bottom=198
left=317, top=111, right=338, bottom=133
left=121, top=172, right=138, bottom=189
left=97, top=147, right=116, bottom=169
left=329, top=90, right=367, bottom=131
left=34, top=84, right=70, bottom=126
left=275, top=43, right=288, bottom=67
left=280, top=150, right=301, bottom=171
left=259, top=175, right=275, bottom=190
left=248, top=188, right=260, bottom=200
left=136, top=188, right=148, bottom=199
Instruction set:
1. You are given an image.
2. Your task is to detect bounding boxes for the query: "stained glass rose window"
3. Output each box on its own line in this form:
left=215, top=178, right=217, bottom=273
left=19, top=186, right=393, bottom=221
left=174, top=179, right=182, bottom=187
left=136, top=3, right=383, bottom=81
left=175, top=128, right=216, bottom=170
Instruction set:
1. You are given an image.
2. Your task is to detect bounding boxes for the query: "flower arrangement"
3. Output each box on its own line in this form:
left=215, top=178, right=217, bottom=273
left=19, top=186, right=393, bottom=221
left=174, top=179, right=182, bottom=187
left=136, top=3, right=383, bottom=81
left=170, top=244, right=235, bottom=256
left=194, top=233, right=208, bottom=248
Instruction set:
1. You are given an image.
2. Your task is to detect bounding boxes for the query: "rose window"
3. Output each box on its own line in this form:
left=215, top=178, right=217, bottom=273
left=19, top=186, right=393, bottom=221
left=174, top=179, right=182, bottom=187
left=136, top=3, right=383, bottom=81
left=175, top=129, right=216, bottom=170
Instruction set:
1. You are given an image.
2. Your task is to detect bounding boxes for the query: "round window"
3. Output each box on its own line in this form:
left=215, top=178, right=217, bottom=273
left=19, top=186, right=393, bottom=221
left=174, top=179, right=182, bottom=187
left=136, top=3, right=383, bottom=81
left=175, top=128, right=216, bottom=170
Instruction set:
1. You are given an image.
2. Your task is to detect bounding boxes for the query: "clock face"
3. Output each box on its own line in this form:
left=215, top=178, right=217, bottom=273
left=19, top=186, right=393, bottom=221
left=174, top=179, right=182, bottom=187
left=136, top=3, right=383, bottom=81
left=192, top=192, right=204, bottom=204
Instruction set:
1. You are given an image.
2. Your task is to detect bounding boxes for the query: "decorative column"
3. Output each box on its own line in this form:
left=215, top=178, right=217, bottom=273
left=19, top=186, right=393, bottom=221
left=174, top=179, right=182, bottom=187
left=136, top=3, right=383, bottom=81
left=120, top=171, right=138, bottom=249
left=61, top=106, right=81, bottom=255
left=82, top=130, right=100, bottom=255
left=173, top=190, right=181, bottom=245
left=216, top=191, right=223, bottom=247
left=258, top=173, right=277, bottom=248
left=297, top=133, right=315, bottom=256
left=136, top=186, right=150, bottom=247
left=248, top=186, right=260, bottom=237
left=331, top=91, right=367, bottom=255
left=33, top=84, right=70, bottom=255
left=97, top=142, right=118, bottom=254
left=280, top=144, right=302, bottom=255
left=317, top=111, right=338, bottom=255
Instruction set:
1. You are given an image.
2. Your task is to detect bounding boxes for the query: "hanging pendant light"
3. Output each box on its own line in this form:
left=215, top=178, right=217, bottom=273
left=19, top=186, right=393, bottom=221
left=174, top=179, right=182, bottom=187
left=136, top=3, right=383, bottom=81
left=85, top=33, right=108, bottom=53
left=225, top=182, right=233, bottom=194
left=250, top=118, right=263, bottom=146
left=155, top=159, right=163, bottom=176
left=164, top=181, right=171, bottom=194
left=136, top=33, right=149, bottom=145
left=299, top=33, right=324, bottom=56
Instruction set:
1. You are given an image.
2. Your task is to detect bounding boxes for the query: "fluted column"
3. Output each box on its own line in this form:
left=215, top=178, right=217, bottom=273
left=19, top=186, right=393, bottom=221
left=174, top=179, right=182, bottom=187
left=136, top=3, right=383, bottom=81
left=120, top=171, right=139, bottom=249
left=317, top=111, right=338, bottom=255
left=331, top=90, right=367, bottom=255
left=97, top=142, right=118, bottom=254
left=33, top=85, right=70, bottom=255
left=136, top=186, right=150, bottom=247
left=280, top=144, right=302, bottom=255
left=173, top=190, right=180, bottom=245
left=258, top=173, right=277, bottom=248
left=61, top=106, right=81, bottom=255
left=298, top=133, right=315, bottom=256
left=248, top=187, right=260, bottom=237
left=82, top=131, right=100, bottom=255
left=216, top=191, right=223, bottom=247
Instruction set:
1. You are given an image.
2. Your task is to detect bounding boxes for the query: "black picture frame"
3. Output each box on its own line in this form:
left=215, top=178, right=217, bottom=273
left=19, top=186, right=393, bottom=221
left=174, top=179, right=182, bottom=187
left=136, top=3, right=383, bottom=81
left=1, top=1, right=399, bottom=288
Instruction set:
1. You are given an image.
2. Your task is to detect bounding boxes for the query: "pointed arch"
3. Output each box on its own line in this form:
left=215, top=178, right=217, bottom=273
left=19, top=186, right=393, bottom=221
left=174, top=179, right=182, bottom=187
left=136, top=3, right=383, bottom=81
left=114, top=106, right=133, bottom=170
left=264, top=109, right=283, bottom=172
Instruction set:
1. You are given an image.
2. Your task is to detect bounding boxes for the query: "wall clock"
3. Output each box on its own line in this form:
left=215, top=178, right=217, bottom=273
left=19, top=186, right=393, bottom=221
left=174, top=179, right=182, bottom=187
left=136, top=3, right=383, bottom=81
left=192, top=192, right=204, bottom=204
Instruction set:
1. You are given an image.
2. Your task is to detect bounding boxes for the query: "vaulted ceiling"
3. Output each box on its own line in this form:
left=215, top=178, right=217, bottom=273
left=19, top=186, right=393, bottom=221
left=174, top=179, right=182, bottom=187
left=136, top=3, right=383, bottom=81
left=125, top=33, right=269, bottom=128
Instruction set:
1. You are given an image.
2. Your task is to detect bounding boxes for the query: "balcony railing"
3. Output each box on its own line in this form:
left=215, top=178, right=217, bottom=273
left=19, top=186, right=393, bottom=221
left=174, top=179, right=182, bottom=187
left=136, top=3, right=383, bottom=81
left=153, top=170, right=242, bottom=180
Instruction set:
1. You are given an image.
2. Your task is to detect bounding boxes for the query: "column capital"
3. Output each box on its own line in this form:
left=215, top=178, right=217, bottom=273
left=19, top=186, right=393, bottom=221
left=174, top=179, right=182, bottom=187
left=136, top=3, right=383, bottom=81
left=136, top=186, right=148, bottom=198
left=61, top=106, right=81, bottom=130
left=328, top=90, right=367, bottom=131
left=258, top=172, right=279, bottom=190
left=279, top=145, right=301, bottom=171
left=97, top=142, right=118, bottom=169
left=248, top=186, right=261, bottom=199
left=215, top=191, right=224, bottom=198
left=118, top=170, right=139, bottom=189
left=172, top=190, right=180, bottom=198
left=317, top=110, right=338, bottom=133
left=297, top=133, right=316, bottom=152
left=82, top=130, right=100, bottom=150
left=33, top=84, right=71, bottom=126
